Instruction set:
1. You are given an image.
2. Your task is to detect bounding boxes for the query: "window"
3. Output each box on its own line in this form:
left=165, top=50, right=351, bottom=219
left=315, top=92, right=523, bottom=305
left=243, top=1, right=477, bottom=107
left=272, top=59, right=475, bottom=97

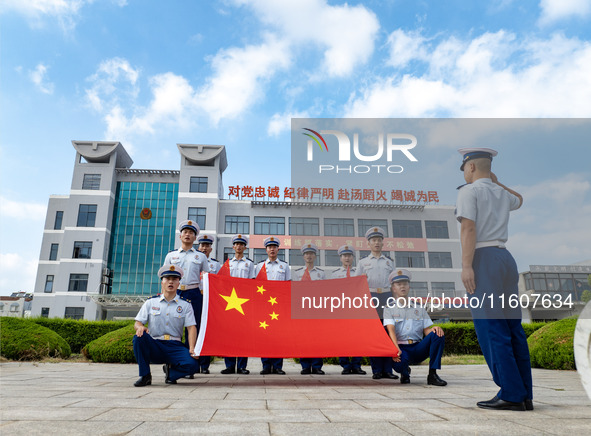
left=44, top=275, right=54, bottom=293
left=188, top=207, right=206, bottom=230
left=54, top=211, right=64, bottom=230
left=428, top=252, right=453, bottom=268
left=189, top=176, right=208, bottom=193
left=225, top=216, right=250, bottom=234
left=425, top=220, right=449, bottom=239
left=49, top=243, right=59, bottom=261
left=41, top=307, right=50, bottom=318
left=10, top=303, right=19, bottom=312
left=393, top=220, right=422, bottom=238
left=73, top=241, right=93, bottom=259
left=253, top=248, right=285, bottom=264
left=431, top=282, right=455, bottom=297
left=254, top=217, right=285, bottom=235
left=289, top=249, right=305, bottom=266
left=325, top=250, right=342, bottom=267
left=64, top=307, right=85, bottom=320
left=289, top=217, right=319, bottom=236
left=411, top=281, right=429, bottom=298
left=223, top=247, right=235, bottom=262
left=68, top=274, right=89, bottom=292
left=395, top=251, right=426, bottom=268
left=77, top=204, right=97, bottom=227
left=82, top=174, right=101, bottom=190
left=324, top=218, right=354, bottom=236
left=358, top=219, right=389, bottom=237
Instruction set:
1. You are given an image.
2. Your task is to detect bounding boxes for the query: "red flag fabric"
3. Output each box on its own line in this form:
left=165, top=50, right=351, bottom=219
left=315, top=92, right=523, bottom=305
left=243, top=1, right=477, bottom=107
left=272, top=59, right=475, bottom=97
left=217, top=259, right=231, bottom=276
left=196, top=273, right=398, bottom=358
left=301, top=268, right=312, bottom=281
left=256, top=262, right=267, bottom=280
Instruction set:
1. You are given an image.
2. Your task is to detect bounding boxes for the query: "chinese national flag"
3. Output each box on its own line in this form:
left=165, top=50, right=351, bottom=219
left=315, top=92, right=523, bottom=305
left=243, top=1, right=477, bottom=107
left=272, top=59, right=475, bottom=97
left=256, top=262, right=267, bottom=280
left=195, top=273, right=398, bottom=358
left=217, top=259, right=231, bottom=276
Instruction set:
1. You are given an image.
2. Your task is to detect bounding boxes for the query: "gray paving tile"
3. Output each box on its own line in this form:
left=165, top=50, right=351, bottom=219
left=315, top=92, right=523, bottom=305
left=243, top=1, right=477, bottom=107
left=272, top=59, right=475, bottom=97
left=170, top=399, right=268, bottom=409
left=320, top=408, right=444, bottom=422
left=394, top=419, right=552, bottom=436
left=0, top=407, right=110, bottom=421
left=89, top=407, right=217, bottom=422
left=212, top=409, right=329, bottom=423
left=270, top=422, right=408, bottom=435
left=0, top=420, right=142, bottom=436
left=128, top=421, right=270, bottom=435
left=267, top=399, right=364, bottom=410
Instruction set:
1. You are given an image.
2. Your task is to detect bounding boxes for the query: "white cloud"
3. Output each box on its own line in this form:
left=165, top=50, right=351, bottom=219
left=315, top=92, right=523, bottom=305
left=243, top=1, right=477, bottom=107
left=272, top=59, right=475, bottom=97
left=539, top=0, right=591, bottom=25
left=267, top=110, right=310, bottom=137
left=345, top=31, right=591, bottom=118
left=85, top=57, right=139, bottom=112
left=28, top=63, right=55, bottom=94
left=387, top=29, right=428, bottom=68
left=0, top=253, right=38, bottom=294
left=0, top=196, right=47, bottom=219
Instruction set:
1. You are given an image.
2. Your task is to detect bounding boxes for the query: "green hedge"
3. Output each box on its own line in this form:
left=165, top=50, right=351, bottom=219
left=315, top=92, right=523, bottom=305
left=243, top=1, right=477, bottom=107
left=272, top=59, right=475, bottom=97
left=0, top=317, right=71, bottom=360
left=83, top=324, right=136, bottom=363
left=528, top=318, right=577, bottom=370
left=31, top=318, right=134, bottom=353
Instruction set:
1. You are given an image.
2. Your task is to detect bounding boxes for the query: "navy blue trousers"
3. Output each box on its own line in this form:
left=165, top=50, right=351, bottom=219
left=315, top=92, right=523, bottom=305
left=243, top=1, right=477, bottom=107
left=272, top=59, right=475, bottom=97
left=392, top=332, right=445, bottom=377
left=300, top=358, right=323, bottom=371
left=178, top=288, right=210, bottom=371
left=370, top=294, right=393, bottom=375
left=225, top=356, right=248, bottom=369
left=261, top=358, right=283, bottom=371
left=133, top=334, right=200, bottom=381
left=471, top=247, right=533, bottom=403
left=339, top=356, right=362, bottom=370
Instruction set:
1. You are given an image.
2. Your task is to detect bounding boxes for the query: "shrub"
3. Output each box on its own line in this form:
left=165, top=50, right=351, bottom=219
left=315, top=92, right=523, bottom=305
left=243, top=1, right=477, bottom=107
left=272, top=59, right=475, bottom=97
left=83, top=324, right=136, bottom=363
left=0, top=317, right=71, bottom=360
left=528, top=317, right=577, bottom=370
left=31, top=318, right=134, bottom=353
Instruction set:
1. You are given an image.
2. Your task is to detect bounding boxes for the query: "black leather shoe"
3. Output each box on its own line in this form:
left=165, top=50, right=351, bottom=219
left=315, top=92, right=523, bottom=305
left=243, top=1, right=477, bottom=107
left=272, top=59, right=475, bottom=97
left=184, top=374, right=195, bottom=379
left=260, top=368, right=272, bottom=375
left=341, top=368, right=352, bottom=375
left=351, top=368, right=367, bottom=375
left=273, top=368, right=286, bottom=375
left=163, top=365, right=177, bottom=384
left=201, top=369, right=210, bottom=374
left=381, top=372, right=399, bottom=379
left=525, top=399, right=534, bottom=411
left=301, top=368, right=312, bottom=375
left=477, top=397, right=525, bottom=411
left=237, top=368, right=250, bottom=375
left=221, top=367, right=236, bottom=374
left=372, top=373, right=382, bottom=379
left=312, top=368, right=325, bottom=375
left=134, top=374, right=152, bottom=387
left=427, top=373, right=447, bottom=386
left=400, top=375, right=410, bottom=384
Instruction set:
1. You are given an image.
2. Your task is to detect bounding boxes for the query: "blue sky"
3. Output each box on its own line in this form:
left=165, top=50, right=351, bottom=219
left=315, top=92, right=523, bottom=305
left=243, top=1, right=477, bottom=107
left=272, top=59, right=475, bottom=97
left=1, top=0, right=590, bottom=295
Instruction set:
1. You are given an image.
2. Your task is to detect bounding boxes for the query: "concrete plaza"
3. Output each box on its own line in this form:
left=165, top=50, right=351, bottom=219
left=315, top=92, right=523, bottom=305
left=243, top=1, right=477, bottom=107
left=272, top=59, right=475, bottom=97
left=1, top=359, right=590, bottom=435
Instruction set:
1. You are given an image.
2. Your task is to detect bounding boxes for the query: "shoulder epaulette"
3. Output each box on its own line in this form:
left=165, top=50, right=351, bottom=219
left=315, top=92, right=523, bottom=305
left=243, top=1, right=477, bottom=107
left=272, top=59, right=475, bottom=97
left=148, top=294, right=161, bottom=300
left=384, top=255, right=393, bottom=261
left=211, top=258, right=218, bottom=262
left=178, top=295, right=192, bottom=303
left=246, top=257, right=253, bottom=262
left=317, top=267, right=324, bottom=271
left=457, top=183, right=469, bottom=190
left=295, top=267, right=304, bottom=271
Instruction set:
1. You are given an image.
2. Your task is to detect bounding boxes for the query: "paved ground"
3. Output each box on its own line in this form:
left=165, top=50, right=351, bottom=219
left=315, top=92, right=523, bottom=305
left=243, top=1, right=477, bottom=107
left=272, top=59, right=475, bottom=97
left=1, top=360, right=590, bottom=435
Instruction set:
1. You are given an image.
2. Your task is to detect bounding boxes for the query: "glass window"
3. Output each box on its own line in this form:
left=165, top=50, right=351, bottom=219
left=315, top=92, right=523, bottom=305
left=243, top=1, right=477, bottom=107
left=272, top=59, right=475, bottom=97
left=358, top=219, right=389, bottom=237
left=254, top=217, right=285, bottom=235
left=54, top=211, right=64, bottom=230
left=82, top=174, right=101, bottom=190
left=10, top=303, right=19, bottom=312
left=559, top=274, right=574, bottom=292
left=393, top=220, right=422, bottom=238
left=77, top=204, right=97, bottom=227
left=68, top=274, right=89, bottom=292
left=253, top=248, right=285, bottom=264
left=411, top=281, right=429, bottom=298
left=431, top=282, right=455, bottom=297
left=44, top=275, right=54, bottom=293
left=425, top=220, right=449, bottom=239
left=532, top=273, right=546, bottom=290
left=324, top=218, right=355, bottom=236
left=41, top=307, right=50, bottom=318
left=289, top=249, right=305, bottom=266
left=188, top=207, right=206, bottom=230
left=64, top=307, right=85, bottom=320
left=73, top=241, right=93, bottom=259
left=324, top=250, right=342, bottom=267
left=428, top=252, right=453, bottom=268
left=545, top=273, right=560, bottom=292
left=223, top=247, right=235, bottom=262
left=395, top=251, right=426, bottom=268
left=189, top=176, right=208, bottom=193
left=289, top=217, right=319, bottom=236
left=49, top=243, right=59, bottom=261
left=225, top=216, right=250, bottom=234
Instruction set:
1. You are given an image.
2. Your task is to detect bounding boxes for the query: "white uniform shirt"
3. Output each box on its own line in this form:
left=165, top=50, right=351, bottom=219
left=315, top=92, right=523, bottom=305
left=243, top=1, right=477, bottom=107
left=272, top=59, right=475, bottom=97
left=455, top=178, right=521, bottom=244
left=383, top=301, right=433, bottom=343
left=229, top=256, right=256, bottom=279
left=292, top=266, right=325, bottom=281
left=135, top=294, right=196, bottom=338
left=331, top=266, right=356, bottom=279
left=355, top=254, right=394, bottom=291
left=255, top=258, right=291, bottom=281
left=164, top=247, right=210, bottom=287
left=206, top=257, right=221, bottom=274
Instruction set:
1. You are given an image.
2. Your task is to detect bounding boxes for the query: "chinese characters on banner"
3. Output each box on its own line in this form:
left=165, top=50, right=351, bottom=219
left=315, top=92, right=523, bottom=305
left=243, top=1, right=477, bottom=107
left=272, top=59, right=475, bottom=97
left=249, top=235, right=428, bottom=251
left=227, top=186, right=439, bottom=203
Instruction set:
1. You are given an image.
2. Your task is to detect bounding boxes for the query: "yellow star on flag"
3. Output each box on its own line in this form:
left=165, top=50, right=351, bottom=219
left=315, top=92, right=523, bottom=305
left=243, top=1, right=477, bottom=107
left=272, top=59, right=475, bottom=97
left=259, top=321, right=269, bottom=329
left=256, top=285, right=266, bottom=294
left=268, top=296, right=278, bottom=305
left=269, top=311, right=279, bottom=320
left=220, top=288, right=250, bottom=315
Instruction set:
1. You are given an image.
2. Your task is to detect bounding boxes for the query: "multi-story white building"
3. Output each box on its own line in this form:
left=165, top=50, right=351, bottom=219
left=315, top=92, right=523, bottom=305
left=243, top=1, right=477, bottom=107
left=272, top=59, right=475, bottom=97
left=31, top=141, right=464, bottom=321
